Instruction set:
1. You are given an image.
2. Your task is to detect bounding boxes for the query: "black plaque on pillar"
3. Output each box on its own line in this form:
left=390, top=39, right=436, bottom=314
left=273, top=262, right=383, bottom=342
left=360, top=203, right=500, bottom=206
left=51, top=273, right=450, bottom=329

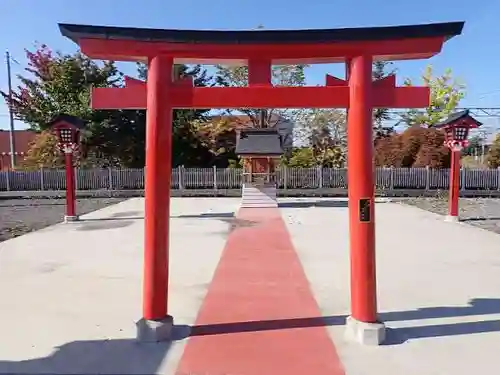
left=359, top=198, right=371, bottom=222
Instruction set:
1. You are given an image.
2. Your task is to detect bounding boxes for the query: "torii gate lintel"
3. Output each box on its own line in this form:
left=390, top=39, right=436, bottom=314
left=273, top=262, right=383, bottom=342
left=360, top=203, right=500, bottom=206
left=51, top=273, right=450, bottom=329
left=91, top=70, right=429, bottom=110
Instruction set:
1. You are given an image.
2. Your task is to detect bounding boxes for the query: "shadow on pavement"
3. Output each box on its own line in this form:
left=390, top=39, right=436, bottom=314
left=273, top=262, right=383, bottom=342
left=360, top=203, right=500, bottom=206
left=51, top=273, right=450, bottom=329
left=78, top=217, right=143, bottom=222
left=461, top=216, right=500, bottom=222
left=180, top=297, right=500, bottom=346
left=174, top=212, right=235, bottom=219
left=382, top=297, right=500, bottom=345
left=278, top=200, right=349, bottom=208
left=0, top=338, right=171, bottom=375
left=1, top=298, right=500, bottom=372
left=72, top=211, right=144, bottom=229
left=0, top=202, right=66, bottom=207
left=74, top=220, right=135, bottom=231
left=77, top=210, right=144, bottom=223
left=174, top=212, right=257, bottom=234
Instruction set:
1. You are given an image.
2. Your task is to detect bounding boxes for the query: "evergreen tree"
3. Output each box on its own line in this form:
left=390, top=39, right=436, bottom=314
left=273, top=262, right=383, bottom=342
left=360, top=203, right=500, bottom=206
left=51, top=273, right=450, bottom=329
left=214, top=63, right=307, bottom=128
left=136, top=63, right=216, bottom=167
left=372, top=60, right=396, bottom=140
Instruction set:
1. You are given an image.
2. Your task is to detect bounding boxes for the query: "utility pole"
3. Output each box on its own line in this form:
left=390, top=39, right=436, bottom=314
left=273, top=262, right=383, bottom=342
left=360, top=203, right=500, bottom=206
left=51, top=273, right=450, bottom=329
left=5, top=50, right=16, bottom=169
left=478, top=129, right=488, bottom=165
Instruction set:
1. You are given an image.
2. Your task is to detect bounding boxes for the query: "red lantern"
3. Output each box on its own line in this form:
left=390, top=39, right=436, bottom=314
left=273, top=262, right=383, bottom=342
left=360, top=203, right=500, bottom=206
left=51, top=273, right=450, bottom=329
left=434, top=110, right=481, bottom=151
left=51, top=116, right=84, bottom=154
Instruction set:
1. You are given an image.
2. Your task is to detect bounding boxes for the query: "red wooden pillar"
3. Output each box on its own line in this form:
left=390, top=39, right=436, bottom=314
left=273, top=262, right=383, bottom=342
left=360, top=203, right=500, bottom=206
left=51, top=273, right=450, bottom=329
left=347, top=55, right=378, bottom=324
left=448, top=148, right=461, bottom=220
left=143, top=55, right=174, bottom=320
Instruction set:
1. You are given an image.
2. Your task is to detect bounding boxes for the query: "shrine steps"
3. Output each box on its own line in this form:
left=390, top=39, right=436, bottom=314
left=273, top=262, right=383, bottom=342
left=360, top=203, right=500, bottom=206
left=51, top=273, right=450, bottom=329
left=241, top=183, right=278, bottom=208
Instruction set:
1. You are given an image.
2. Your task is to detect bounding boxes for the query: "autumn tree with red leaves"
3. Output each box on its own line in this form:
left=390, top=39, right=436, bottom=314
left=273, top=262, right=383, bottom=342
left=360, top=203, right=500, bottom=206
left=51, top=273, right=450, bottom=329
left=1, top=45, right=216, bottom=167
left=375, top=126, right=450, bottom=168
left=1, top=44, right=121, bottom=132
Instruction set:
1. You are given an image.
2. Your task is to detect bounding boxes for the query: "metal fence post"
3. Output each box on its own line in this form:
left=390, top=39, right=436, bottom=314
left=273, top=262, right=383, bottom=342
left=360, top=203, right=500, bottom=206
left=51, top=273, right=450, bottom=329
left=498, top=167, right=500, bottom=191
left=389, top=167, right=394, bottom=190
left=74, top=167, right=79, bottom=191
left=5, top=170, right=10, bottom=191
left=213, top=165, right=217, bottom=191
left=283, top=166, right=288, bottom=191
left=317, top=166, right=323, bottom=189
left=108, top=167, right=113, bottom=190
left=460, top=168, right=466, bottom=192
left=178, top=166, right=184, bottom=191
left=40, top=167, right=45, bottom=191
left=425, top=166, right=430, bottom=191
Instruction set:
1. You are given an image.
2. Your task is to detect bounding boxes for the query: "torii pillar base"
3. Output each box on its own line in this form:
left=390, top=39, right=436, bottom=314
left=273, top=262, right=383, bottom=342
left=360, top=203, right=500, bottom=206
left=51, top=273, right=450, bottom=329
left=64, top=215, right=79, bottom=223
left=345, top=316, right=386, bottom=346
left=136, top=315, right=174, bottom=343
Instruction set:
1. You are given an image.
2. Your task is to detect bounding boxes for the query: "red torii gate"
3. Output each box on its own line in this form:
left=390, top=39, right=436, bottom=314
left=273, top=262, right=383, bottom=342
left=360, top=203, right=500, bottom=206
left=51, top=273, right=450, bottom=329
left=60, top=21, right=463, bottom=344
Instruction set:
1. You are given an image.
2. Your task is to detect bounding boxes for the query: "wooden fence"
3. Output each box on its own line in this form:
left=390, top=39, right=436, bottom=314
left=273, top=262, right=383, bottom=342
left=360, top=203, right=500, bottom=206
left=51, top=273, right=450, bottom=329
left=1, top=167, right=500, bottom=192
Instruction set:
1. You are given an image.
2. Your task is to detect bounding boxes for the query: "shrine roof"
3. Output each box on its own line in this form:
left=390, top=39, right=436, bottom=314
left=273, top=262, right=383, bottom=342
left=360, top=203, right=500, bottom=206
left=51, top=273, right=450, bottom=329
left=48, top=114, right=86, bottom=129
left=433, top=109, right=482, bottom=129
left=235, top=129, right=284, bottom=156
left=59, top=22, right=463, bottom=45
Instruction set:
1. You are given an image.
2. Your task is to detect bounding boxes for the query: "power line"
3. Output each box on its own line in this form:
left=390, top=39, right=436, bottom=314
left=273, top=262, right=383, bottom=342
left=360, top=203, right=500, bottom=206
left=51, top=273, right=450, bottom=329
left=387, top=107, right=500, bottom=118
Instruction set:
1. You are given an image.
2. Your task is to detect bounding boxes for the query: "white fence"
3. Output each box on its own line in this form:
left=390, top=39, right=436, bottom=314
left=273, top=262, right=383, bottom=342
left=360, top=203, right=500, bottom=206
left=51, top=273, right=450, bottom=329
left=1, top=167, right=500, bottom=192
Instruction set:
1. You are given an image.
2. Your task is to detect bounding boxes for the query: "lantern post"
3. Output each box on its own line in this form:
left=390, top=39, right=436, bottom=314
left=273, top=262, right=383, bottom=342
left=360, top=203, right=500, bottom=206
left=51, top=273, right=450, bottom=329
left=434, top=110, right=482, bottom=222
left=49, top=114, right=84, bottom=223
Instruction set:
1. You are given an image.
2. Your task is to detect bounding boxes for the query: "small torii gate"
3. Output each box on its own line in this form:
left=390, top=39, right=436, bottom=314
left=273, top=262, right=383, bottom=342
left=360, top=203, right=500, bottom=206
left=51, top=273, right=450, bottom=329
left=59, top=21, right=464, bottom=344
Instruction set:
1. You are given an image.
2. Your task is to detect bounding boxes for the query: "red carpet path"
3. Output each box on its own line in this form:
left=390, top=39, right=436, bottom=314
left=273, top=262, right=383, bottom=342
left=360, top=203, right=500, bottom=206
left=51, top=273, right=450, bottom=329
left=175, top=207, right=345, bottom=375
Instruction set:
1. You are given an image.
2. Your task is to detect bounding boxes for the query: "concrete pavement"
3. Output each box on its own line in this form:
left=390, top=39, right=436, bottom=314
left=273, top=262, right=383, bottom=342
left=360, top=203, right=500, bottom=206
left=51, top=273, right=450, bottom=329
left=0, top=197, right=499, bottom=374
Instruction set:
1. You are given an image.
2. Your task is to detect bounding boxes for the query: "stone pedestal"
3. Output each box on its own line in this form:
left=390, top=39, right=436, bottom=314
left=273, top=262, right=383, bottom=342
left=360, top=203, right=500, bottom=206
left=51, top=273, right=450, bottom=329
left=344, top=316, right=386, bottom=345
left=136, top=315, right=174, bottom=343
left=64, top=215, right=79, bottom=223
left=445, top=215, right=459, bottom=223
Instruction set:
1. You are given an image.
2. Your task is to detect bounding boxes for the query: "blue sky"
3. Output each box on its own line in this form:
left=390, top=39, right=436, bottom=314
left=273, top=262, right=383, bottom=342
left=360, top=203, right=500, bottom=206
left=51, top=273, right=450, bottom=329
left=1, top=0, right=499, bottom=131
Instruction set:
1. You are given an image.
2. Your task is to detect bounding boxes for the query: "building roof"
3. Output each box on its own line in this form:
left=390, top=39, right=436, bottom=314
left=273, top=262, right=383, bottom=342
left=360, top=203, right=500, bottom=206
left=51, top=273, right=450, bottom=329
left=235, top=128, right=284, bottom=156
left=48, top=114, right=86, bottom=129
left=0, top=130, right=37, bottom=155
left=433, top=109, right=482, bottom=129
left=59, top=22, right=464, bottom=45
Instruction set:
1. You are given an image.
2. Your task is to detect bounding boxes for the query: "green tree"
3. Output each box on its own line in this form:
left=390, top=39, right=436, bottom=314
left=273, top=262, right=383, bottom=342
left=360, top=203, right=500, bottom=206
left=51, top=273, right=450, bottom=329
left=283, top=147, right=316, bottom=168
left=2, top=45, right=217, bottom=168
left=197, top=62, right=308, bottom=161
left=463, top=134, right=483, bottom=157
left=400, top=65, right=465, bottom=127
left=136, top=63, right=217, bottom=167
left=295, top=108, right=347, bottom=164
left=486, top=134, right=500, bottom=168
left=0, top=44, right=132, bottom=166
left=372, top=60, right=396, bottom=139
left=280, top=145, right=344, bottom=168
left=21, top=131, right=63, bottom=169
left=1, top=44, right=120, bottom=131
left=214, top=63, right=308, bottom=130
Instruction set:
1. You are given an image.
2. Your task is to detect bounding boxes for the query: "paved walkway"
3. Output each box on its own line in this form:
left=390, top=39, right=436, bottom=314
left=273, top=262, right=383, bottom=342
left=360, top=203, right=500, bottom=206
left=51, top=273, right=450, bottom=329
left=1, top=197, right=500, bottom=374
